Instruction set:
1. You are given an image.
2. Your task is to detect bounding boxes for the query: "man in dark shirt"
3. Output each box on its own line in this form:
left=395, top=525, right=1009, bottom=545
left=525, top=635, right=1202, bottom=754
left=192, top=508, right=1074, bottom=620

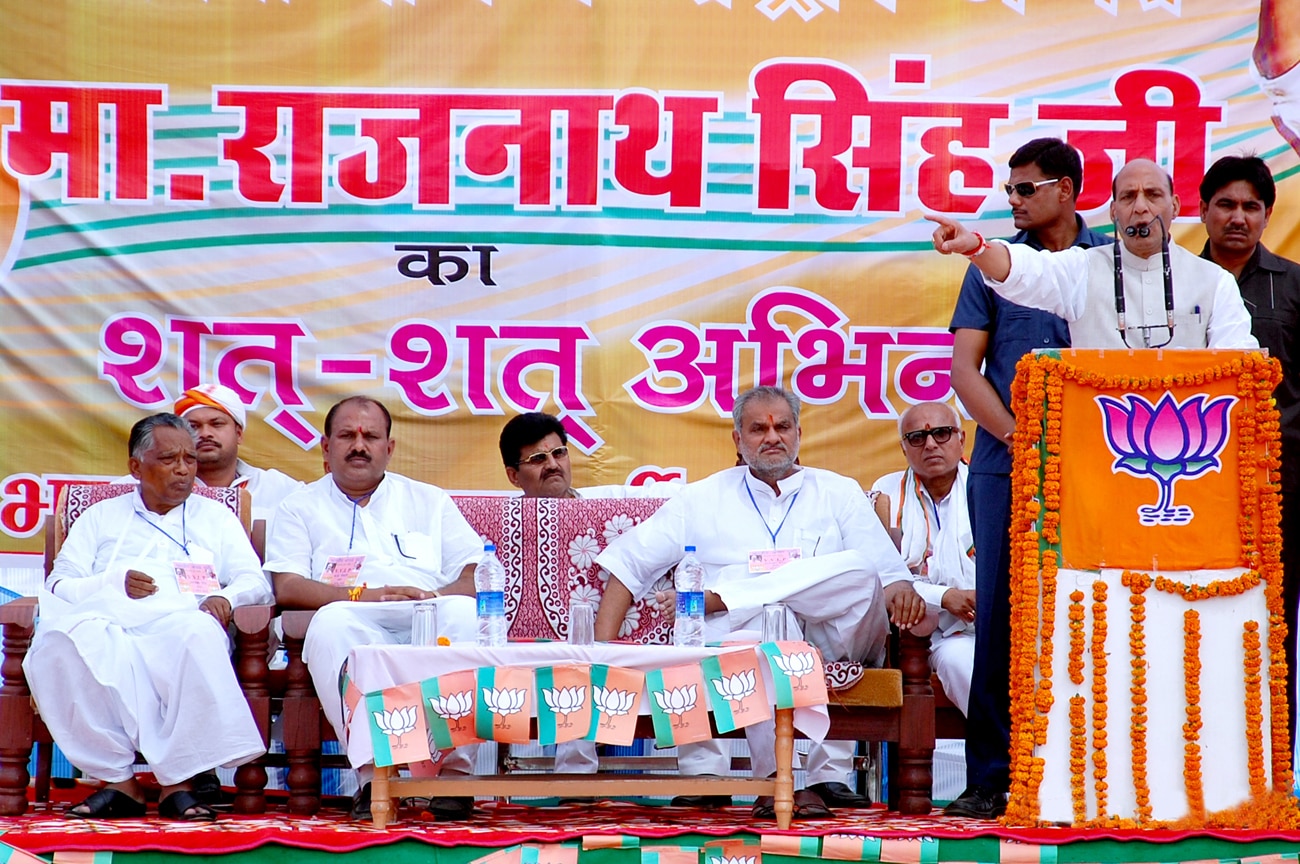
left=1198, top=154, right=1300, bottom=754
left=945, top=138, right=1113, bottom=818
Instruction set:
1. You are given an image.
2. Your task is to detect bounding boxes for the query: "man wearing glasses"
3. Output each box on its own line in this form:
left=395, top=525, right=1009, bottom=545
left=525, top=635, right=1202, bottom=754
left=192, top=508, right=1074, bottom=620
left=497, top=412, right=683, bottom=786
left=871, top=402, right=974, bottom=717
left=944, top=137, right=1111, bottom=819
left=930, top=158, right=1258, bottom=351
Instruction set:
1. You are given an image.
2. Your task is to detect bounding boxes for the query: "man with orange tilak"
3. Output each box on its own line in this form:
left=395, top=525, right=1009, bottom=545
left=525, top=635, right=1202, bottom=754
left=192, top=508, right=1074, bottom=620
left=593, top=386, right=928, bottom=819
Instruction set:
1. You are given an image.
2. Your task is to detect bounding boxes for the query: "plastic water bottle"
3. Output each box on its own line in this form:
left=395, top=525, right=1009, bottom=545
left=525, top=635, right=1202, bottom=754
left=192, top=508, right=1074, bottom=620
left=673, top=545, right=705, bottom=647
left=475, top=543, right=508, bottom=647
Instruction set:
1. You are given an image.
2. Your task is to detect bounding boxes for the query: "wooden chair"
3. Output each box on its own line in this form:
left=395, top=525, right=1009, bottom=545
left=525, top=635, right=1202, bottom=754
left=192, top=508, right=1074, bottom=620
left=0, top=483, right=276, bottom=815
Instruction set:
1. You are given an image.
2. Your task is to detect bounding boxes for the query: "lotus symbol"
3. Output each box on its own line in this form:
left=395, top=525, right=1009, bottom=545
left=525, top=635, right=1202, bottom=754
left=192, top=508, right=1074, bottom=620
left=593, top=686, right=635, bottom=727
left=1096, top=392, right=1237, bottom=526
left=542, top=685, right=587, bottom=727
left=430, top=690, right=475, bottom=729
left=708, top=857, right=756, bottom=864
left=710, top=669, right=757, bottom=712
left=373, top=705, right=419, bottom=737
left=483, top=687, right=527, bottom=716
left=652, top=684, right=698, bottom=727
left=773, top=651, right=817, bottom=689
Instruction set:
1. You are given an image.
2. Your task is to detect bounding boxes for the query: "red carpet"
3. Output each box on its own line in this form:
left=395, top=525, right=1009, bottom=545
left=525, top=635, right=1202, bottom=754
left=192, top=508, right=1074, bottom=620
left=4, top=800, right=1300, bottom=856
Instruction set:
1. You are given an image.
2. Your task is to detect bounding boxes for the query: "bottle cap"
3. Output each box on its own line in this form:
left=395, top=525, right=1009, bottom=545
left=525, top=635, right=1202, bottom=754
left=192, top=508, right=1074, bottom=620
left=684, top=545, right=696, bottom=553
left=484, top=543, right=497, bottom=552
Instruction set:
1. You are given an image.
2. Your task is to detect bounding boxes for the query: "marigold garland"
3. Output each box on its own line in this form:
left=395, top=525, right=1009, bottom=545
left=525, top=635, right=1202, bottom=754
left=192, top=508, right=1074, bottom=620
left=1068, top=695, right=1088, bottom=824
left=1067, top=590, right=1085, bottom=685
left=1090, top=579, right=1108, bottom=820
left=1121, top=571, right=1152, bottom=821
left=1183, top=610, right=1204, bottom=821
left=1244, top=620, right=1267, bottom=798
left=1002, top=351, right=1294, bottom=828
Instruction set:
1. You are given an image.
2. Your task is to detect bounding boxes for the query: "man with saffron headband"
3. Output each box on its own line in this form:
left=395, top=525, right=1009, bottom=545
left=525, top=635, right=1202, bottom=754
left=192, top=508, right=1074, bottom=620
left=27, top=414, right=271, bottom=821
left=871, top=401, right=975, bottom=717
left=593, top=386, right=928, bottom=819
left=173, top=383, right=304, bottom=535
left=944, top=137, right=1111, bottom=819
left=264, top=395, right=483, bottom=822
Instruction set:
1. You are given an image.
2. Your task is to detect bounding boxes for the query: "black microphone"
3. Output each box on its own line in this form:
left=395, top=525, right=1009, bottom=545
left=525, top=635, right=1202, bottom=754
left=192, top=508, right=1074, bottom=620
left=1123, top=223, right=1151, bottom=238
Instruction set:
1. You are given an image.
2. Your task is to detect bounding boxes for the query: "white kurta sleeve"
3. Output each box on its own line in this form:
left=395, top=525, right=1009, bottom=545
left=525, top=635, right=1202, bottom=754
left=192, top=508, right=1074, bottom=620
left=836, top=483, right=913, bottom=588
left=263, top=493, right=315, bottom=579
left=440, top=497, right=485, bottom=580
left=911, top=579, right=950, bottom=608
left=211, top=508, right=274, bottom=607
left=47, top=507, right=113, bottom=603
left=984, top=242, right=1090, bottom=322
left=1208, top=270, right=1262, bottom=349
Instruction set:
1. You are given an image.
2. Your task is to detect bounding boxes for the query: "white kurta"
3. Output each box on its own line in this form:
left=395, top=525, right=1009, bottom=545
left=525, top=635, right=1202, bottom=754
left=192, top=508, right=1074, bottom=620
left=872, top=466, right=976, bottom=715
left=596, top=465, right=913, bottom=782
left=985, top=241, right=1259, bottom=350
left=25, top=490, right=271, bottom=786
left=265, top=472, right=483, bottom=766
left=115, top=459, right=305, bottom=536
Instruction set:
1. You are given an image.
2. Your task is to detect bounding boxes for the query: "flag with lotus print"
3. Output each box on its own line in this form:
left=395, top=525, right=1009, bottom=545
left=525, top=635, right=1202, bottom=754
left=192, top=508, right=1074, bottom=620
left=590, top=664, right=644, bottom=745
left=522, top=844, right=580, bottom=864
left=476, top=666, right=534, bottom=742
left=704, top=839, right=761, bottom=864
left=366, top=681, right=431, bottom=767
left=761, top=641, right=827, bottom=709
left=340, top=669, right=364, bottom=746
left=701, top=649, right=770, bottom=733
left=421, top=669, right=480, bottom=751
left=641, top=848, right=700, bottom=864
left=535, top=664, right=595, bottom=746
left=645, top=662, right=713, bottom=747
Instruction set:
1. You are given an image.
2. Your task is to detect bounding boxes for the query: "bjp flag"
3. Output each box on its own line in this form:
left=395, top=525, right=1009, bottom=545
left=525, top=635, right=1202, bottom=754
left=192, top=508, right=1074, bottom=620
left=590, top=664, right=644, bottom=746
left=421, top=669, right=480, bottom=751
left=535, top=664, right=594, bottom=746
left=365, top=682, right=431, bottom=767
left=340, top=671, right=363, bottom=746
left=476, top=666, right=534, bottom=743
left=701, top=649, right=770, bottom=732
left=645, top=662, right=712, bottom=747
left=523, top=845, right=579, bottom=864
left=761, top=641, right=828, bottom=709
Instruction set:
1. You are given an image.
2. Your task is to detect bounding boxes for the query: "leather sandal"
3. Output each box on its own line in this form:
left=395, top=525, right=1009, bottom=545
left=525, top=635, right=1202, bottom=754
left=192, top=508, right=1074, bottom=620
left=67, top=787, right=147, bottom=820
left=158, top=790, right=218, bottom=821
left=426, top=796, right=474, bottom=821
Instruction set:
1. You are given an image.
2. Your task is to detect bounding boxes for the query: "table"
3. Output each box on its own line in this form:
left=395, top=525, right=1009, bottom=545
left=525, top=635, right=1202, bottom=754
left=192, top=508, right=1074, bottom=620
left=346, top=641, right=830, bottom=829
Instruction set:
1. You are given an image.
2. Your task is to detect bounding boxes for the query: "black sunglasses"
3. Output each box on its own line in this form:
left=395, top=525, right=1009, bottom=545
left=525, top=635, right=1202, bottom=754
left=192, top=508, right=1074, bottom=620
left=902, top=426, right=958, bottom=448
left=1003, top=177, right=1061, bottom=198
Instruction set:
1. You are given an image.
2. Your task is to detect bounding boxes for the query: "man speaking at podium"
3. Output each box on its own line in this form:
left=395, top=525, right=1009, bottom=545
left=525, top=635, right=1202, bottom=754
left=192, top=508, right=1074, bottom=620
left=928, top=159, right=1258, bottom=351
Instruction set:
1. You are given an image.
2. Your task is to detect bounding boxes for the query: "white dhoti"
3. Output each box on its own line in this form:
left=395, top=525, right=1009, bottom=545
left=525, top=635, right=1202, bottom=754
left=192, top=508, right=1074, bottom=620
left=695, top=551, right=887, bottom=783
left=303, top=596, right=479, bottom=772
left=929, top=630, right=974, bottom=716
left=25, top=605, right=264, bottom=787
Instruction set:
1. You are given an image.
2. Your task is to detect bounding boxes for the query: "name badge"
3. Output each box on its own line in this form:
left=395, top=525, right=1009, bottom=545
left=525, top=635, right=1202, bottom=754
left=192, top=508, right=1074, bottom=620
left=323, top=554, right=366, bottom=587
left=748, top=548, right=802, bottom=573
left=174, top=562, right=220, bottom=595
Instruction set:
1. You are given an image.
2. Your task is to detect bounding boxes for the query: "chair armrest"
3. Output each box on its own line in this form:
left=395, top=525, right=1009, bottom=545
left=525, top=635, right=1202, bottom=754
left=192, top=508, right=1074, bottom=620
left=233, top=604, right=275, bottom=635
left=0, top=598, right=37, bottom=629
left=280, top=609, right=317, bottom=641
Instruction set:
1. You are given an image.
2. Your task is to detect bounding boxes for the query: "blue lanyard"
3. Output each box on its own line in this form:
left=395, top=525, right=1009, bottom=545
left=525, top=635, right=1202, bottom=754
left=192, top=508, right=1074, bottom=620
left=743, top=476, right=800, bottom=547
left=136, top=506, right=189, bottom=556
left=346, top=492, right=372, bottom=551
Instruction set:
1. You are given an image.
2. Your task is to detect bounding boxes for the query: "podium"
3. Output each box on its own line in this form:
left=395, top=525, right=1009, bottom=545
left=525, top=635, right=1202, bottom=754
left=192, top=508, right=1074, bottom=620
left=1005, top=349, right=1290, bottom=827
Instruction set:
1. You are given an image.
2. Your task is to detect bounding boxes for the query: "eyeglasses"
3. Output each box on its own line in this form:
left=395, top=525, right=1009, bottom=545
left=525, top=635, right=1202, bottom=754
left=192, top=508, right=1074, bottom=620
left=902, top=426, right=958, bottom=448
left=1003, top=177, right=1061, bottom=198
left=517, top=445, right=569, bottom=467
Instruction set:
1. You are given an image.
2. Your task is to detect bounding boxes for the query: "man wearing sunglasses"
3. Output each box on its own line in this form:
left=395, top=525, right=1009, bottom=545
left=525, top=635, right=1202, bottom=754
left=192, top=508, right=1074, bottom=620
left=497, top=412, right=684, bottom=787
left=944, top=137, right=1112, bottom=820
left=871, top=402, right=974, bottom=720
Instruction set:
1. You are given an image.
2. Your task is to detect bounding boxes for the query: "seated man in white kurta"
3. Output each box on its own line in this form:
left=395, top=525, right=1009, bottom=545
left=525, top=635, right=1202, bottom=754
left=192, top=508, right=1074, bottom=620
left=26, top=413, right=271, bottom=821
left=872, top=401, right=976, bottom=715
left=593, top=386, right=930, bottom=819
left=264, top=395, right=483, bottom=822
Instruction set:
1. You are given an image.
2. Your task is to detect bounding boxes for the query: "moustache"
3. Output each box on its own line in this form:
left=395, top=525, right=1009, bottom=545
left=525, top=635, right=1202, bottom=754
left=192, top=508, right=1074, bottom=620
left=346, top=451, right=371, bottom=462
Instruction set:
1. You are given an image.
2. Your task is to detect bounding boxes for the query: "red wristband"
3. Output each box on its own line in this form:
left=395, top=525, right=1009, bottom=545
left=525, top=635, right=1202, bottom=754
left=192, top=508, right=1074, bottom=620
left=963, top=232, right=989, bottom=259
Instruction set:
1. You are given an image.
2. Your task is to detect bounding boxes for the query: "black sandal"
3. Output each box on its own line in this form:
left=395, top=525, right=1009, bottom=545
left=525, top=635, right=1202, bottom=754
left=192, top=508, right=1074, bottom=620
left=67, top=787, right=147, bottom=820
left=158, top=789, right=218, bottom=821
left=426, top=796, right=474, bottom=821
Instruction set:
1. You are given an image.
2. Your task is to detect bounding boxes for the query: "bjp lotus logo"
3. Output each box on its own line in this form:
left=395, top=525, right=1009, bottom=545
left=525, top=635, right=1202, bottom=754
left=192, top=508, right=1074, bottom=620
left=1096, top=392, right=1237, bottom=526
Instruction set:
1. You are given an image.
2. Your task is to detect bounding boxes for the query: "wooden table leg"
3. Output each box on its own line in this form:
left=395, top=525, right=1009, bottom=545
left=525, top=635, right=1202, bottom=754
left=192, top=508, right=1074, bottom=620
left=372, top=765, right=394, bottom=828
left=774, top=707, right=794, bottom=830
